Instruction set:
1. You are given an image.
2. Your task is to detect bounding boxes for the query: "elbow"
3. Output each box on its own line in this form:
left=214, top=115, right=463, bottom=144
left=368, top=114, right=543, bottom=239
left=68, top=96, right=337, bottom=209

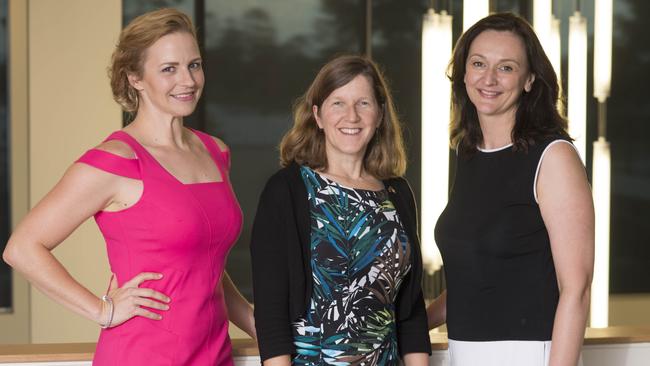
left=2, top=240, right=17, bottom=268
left=559, top=278, right=592, bottom=310
left=3, top=236, right=32, bottom=270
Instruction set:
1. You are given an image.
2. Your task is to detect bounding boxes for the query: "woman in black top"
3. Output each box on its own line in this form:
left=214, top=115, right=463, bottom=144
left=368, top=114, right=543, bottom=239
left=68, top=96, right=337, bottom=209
left=250, top=55, right=430, bottom=365
left=427, top=13, right=594, bottom=366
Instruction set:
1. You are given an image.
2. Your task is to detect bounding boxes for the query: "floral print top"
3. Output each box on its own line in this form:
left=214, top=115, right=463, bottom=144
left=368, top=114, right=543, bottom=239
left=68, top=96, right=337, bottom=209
left=292, top=166, right=412, bottom=365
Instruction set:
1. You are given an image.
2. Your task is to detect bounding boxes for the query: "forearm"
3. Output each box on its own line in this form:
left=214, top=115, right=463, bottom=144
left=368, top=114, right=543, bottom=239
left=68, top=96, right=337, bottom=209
left=222, top=271, right=256, bottom=339
left=548, top=286, right=590, bottom=366
left=263, top=355, right=291, bottom=366
left=426, top=290, right=447, bottom=330
left=403, top=352, right=429, bottom=365
left=3, top=236, right=103, bottom=324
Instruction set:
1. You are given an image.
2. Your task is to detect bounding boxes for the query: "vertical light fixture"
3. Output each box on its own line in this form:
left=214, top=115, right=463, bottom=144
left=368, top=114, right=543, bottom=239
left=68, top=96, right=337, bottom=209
left=550, top=16, right=562, bottom=85
left=591, top=0, right=613, bottom=329
left=421, top=5, right=451, bottom=274
left=533, top=0, right=553, bottom=57
left=568, top=11, right=587, bottom=162
left=463, top=0, right=489, bottom=31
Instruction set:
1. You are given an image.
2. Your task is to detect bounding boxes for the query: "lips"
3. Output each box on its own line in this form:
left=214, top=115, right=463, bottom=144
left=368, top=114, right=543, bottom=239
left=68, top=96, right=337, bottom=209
left=171, top=91, right=196, bottom=102
left=478, top=89, right=501, bottom=98
left=339, top=128, right=362, bottom=135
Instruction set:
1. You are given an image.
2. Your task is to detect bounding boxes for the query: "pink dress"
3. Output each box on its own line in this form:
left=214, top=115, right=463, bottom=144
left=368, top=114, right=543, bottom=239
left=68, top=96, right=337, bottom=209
left=77, top=129, right=242, bottom=365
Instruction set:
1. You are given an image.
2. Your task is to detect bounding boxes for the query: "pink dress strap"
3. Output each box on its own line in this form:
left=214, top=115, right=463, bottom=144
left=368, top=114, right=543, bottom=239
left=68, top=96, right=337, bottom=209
left=76, top=149, right=140, bottom=180
left=190, top=128, right=231, bottom=173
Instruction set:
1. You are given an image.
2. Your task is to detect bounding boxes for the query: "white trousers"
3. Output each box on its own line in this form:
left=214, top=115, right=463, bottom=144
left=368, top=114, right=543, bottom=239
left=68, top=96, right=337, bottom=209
left=448, top=339, right=583, bottom=366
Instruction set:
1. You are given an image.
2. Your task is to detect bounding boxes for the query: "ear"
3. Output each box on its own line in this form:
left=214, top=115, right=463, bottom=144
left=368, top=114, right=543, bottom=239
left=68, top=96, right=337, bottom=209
left=524, top=73, right=535, bottom=92
left=127, top=73, right=144, bottom=91
left=312, top=105, right=323, bottom=129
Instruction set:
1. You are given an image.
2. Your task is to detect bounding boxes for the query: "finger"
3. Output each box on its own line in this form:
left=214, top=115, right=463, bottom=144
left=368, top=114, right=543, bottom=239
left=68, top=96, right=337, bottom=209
left=130, top=288, right=171, bottom=303
left=134, top=307, right=163, bottom=320
left=125, top=272, right=163, bottom=287
left=134, top=297, right=170, bottom=311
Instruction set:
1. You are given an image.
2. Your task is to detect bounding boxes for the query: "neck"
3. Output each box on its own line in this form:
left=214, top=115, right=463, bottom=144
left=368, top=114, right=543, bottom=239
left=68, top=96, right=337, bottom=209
left=478, top=114, right=515, bottom=150
left=323, top=152, right=366, bottom=181
left=127, top=107, right=187, bottom=148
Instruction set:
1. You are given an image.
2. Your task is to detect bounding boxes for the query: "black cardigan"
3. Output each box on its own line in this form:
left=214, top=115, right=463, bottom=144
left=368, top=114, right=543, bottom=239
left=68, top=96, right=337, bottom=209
left=250, top=162, right=431, bottom=362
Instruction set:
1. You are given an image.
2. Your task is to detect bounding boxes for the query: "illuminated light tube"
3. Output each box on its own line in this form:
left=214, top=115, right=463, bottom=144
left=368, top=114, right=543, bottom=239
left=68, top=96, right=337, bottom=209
left=533, top=0, right=553, bottom=56
left=421, top=8, right=451, bottom=274
left=568, top=12, right=587, bottom=162
left=591, top=0, right=613, bottom=329
left=591, top=138, right=611, bottom=328
left=463, top=0, right=489, bottom=31
left=550, top=16, right=562, bottom=84
left=594, top=0, right=613, bottom=102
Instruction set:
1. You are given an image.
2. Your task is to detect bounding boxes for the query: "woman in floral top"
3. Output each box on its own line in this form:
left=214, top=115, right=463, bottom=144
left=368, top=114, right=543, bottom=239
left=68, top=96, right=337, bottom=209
left=250, top=55, right=431, bottom=366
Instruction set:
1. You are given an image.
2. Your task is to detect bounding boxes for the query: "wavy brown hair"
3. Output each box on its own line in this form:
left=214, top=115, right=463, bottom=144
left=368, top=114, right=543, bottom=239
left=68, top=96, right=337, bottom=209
left=448, top=12, right=571, bottom=154
left=109, top=8, right=197, bottom=116
left=280, top=55, right=406, bottom=179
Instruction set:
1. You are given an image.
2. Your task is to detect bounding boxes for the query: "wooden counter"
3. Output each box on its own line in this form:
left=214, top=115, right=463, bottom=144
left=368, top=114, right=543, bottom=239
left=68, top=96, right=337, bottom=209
left=1, top=326, right=649, bottom=363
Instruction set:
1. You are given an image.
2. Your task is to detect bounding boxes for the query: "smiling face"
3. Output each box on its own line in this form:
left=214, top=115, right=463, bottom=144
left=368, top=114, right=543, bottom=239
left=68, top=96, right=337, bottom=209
left=129, top=31, right=204, bottom=118
left=313, top=74, right=381, bottom=163
left=464, top=30, right=535, bottom=125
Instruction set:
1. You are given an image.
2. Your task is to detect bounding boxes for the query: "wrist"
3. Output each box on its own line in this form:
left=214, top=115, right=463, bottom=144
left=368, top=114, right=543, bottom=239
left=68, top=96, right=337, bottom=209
left=93, top=297, right=105, bottom=325
left=99, top=295, right=114, bottom=328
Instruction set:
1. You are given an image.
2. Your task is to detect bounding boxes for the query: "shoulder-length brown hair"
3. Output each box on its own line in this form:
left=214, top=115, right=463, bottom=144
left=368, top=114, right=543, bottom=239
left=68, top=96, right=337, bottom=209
left=448, top=12, right=571, bottom=154
left=280, top=55, right=407, bottom=179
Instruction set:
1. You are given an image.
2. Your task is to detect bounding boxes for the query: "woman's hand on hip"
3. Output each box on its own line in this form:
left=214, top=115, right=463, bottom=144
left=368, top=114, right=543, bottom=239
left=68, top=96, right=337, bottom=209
left=102, top=272, right=171, bottom=328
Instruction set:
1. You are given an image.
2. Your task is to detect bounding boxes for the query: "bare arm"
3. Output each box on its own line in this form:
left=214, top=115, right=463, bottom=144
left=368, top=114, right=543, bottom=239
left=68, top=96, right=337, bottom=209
left=262, top=355, right=291, bottom=366
left=403, top=352, right=430, bottom=366
left=3, top=145, right=169, bottom=327
left=537, top=142, right=594, bottom=366
left=222, top=271, right=256, bottom=339
left=426, top=290, right=447, bottom=330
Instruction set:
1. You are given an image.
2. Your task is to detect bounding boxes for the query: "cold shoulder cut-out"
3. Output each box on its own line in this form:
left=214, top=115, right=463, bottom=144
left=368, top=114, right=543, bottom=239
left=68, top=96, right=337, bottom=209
left=78, top=128, right=242, bottom=366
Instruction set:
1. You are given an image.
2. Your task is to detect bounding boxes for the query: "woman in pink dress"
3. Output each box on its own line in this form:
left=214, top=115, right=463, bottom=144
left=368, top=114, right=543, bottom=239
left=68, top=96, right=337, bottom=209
left=2, top=8, right=255, bottom=365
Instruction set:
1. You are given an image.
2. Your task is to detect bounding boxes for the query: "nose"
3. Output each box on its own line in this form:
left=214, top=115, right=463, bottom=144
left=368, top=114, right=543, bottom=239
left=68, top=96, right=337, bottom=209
left=345, top=105, right=361, bottom=122
left=179, top=68, right=197, bottom=87
left=483, top=68, right=497, bottom=86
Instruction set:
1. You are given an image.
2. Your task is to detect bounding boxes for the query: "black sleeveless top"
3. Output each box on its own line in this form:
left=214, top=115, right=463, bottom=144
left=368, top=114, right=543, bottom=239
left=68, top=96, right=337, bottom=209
left=435, top=138, right=569, bottom=341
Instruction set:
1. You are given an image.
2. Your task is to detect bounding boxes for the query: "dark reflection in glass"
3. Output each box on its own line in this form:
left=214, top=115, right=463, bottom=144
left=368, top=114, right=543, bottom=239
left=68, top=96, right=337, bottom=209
left=609, top=0, right=650, bottom=293
left=204, top=0, right=365, bottom=300
left=119, top=0, right=650, bottom=298
left=1, top=0, right=11, bottom=309
left=122, top=0, right=194, bottom=26
left=371, top=0, right=428, bottom=218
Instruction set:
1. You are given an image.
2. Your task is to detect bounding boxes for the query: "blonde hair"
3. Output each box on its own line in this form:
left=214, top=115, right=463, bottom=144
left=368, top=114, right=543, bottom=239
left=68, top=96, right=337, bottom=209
left=280, top=55, right=407, bottom=179
left=109, top=8, right=197, bottom=115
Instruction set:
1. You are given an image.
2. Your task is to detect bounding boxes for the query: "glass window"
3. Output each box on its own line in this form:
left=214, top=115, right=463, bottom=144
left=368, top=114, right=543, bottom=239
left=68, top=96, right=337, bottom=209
left=204, top=0, right=366, bottom=299
left=123, top=0, right=194, bottom=25
left=119, top=0, right=650, bottom=300
left=609, top=0, right=650, bottom=293
left=1, top=0, right=11, bottom=311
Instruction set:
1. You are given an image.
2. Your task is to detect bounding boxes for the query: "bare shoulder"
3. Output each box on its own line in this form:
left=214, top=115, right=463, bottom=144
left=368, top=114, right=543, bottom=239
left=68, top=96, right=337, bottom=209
left=540, top=140, right=584, bottom=174
left=537, top=140, right=590, bottom=202
left=209, top=135, right=229, bottom=153
left=94, top=139, right=137, bottom=159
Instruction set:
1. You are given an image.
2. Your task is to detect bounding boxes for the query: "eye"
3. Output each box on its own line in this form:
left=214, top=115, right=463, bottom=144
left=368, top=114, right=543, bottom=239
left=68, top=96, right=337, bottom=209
left=189, top=61, right=202, bottom=70
left=332, top=101, right=343, bottom=106
left=499, top=65, right=514, bottom=72
left=359, top=100, right=371, bottom=107
left=162, top=66, right=175, bottom=73
left=471, top=61, right=484, bottom=68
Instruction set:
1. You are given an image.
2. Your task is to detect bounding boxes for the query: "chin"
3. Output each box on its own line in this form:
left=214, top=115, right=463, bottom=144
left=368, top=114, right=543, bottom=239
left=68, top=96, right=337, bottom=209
left=172, top=107, right=197, bottom=118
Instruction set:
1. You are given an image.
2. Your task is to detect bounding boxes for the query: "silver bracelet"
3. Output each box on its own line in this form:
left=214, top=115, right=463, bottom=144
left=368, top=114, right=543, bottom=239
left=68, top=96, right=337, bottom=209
left=100, top=295, right=114, bottom=329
